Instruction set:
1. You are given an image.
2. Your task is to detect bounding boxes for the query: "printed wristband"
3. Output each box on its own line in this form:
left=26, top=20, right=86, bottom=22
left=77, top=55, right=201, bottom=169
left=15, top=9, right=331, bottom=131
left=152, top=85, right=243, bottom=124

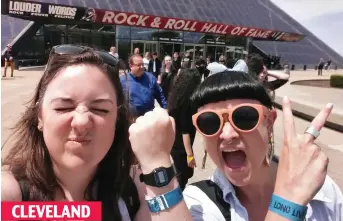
left=187, top=156, right=194, bottom=163
left=269, top=194, right=308, bottom=221
left=145, top=186, right=183, bottom=213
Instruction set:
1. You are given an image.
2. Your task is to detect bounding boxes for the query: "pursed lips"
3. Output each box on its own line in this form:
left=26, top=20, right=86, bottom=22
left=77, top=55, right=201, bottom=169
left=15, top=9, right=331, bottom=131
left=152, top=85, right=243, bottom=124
left=68, top=137, right=91, bottom=143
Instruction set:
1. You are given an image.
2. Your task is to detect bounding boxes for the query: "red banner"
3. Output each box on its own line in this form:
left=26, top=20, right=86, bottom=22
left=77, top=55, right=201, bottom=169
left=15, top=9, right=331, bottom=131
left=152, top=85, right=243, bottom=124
left=88, top=9, right=305, bottom=42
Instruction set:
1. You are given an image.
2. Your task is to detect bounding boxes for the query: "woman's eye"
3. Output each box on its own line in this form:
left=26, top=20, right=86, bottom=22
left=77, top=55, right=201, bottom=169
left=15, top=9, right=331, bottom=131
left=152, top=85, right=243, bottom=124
left=92, top=109, right=109, bottom=114
left=54, top=108, right=73, bottom=112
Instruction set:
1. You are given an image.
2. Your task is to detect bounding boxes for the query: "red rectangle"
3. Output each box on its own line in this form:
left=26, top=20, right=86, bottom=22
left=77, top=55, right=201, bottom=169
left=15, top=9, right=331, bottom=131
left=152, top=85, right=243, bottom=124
left=1, top=201, right=102, bottom=220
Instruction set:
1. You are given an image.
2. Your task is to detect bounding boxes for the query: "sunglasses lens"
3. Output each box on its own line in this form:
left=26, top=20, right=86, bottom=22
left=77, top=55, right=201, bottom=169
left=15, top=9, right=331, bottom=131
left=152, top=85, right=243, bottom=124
left=232, top=106, right=259, bottom=131
left=196, top=112, right=221, bottom=135
left=53, top=45, right=87, bottom=55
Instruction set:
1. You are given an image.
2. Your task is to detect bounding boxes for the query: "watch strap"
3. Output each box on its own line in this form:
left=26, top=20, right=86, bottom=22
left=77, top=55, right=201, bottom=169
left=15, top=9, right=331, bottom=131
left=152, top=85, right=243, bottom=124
left=145, top=186, right=183, bottom=213
left=140, top=165, right=175, bottom=187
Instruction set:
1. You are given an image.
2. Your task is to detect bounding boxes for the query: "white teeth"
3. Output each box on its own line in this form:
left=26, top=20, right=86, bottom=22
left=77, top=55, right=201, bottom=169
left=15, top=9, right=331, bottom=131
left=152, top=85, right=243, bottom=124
left=222, top=149, right=239, bottom=152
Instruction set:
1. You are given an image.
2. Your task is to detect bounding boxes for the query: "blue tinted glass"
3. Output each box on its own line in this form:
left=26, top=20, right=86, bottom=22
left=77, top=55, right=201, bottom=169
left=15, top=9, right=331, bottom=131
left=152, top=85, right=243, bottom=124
left=131, top=27, right=158, bottom=40
left=116, top=25, right=131, bottom=39
left=183, top=32, right=205, bottom=44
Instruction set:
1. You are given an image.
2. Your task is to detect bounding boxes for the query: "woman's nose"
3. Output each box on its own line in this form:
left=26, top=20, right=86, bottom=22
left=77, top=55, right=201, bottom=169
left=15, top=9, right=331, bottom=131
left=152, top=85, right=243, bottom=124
left=71, top=108, right=92, bottom=134
left=219, top=122, right=240, bottom=141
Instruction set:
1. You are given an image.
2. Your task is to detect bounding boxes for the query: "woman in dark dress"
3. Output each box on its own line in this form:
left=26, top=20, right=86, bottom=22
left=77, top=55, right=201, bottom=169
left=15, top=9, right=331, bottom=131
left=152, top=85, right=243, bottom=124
left=167, top=68, right=202, bottom=190
left=160, top=55, right=178, bottom=102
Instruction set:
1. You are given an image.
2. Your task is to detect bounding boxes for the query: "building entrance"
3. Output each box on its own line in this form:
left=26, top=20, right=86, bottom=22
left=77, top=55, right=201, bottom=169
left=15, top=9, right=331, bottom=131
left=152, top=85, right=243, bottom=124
left=184, top=44, right=204, bottom=62
left=131, top=40, right=158, bottom=56
left=205, top=45, right=227, bottom=61
left=159, top=42, right=183, bottom=57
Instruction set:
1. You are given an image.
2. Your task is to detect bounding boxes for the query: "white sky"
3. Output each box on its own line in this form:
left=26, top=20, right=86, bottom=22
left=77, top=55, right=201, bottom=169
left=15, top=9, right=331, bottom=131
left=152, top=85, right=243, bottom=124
left=270, top=0, right=343, bottom=56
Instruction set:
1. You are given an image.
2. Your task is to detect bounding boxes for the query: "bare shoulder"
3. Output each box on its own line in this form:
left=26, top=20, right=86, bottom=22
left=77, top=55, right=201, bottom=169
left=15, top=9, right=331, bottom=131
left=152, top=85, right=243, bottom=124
left=1, top=170, right=22, bottom=201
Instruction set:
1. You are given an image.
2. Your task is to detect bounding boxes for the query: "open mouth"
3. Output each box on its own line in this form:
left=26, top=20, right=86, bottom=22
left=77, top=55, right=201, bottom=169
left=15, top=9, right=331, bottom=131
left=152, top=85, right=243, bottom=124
left=222, top=150, right=247, bottom=169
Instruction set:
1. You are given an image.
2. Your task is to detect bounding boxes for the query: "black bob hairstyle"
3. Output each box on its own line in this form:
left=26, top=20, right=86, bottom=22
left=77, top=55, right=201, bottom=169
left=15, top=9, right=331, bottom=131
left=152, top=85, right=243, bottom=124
left=190, top=70, right=273, bottom=110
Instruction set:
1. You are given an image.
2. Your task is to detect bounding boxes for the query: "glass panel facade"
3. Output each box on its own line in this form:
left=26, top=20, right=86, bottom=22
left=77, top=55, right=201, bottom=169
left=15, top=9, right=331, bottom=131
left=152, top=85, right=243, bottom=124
left=116, top=25, right=131, bottom=39
left=183, top=32, right=205, bottom=44
left=13, top=22, right=247, bottom=67
left=131, top=27, right=159, bottom=41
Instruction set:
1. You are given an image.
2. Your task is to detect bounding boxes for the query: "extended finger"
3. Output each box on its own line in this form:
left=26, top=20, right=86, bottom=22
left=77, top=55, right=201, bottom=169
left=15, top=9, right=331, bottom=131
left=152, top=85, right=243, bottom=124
left=304, top=103, right=333, bottom=143
left=282, top=96, right=296, bottom=140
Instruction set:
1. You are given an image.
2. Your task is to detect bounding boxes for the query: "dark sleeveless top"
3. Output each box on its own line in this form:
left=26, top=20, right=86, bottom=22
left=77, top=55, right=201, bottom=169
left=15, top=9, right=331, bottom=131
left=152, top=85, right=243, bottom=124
left=18, top=177, right=140, bottom=220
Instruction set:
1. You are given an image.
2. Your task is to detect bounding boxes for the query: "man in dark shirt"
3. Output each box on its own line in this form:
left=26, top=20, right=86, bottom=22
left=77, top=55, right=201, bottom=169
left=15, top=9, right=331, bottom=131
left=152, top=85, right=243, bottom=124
left=148, top=52, right=162, bottom=79
left=120, top=54, right=167, bottom=118
left=3, top=44, right=15, bottom=78
left=318, top=58, right=325, bottom=75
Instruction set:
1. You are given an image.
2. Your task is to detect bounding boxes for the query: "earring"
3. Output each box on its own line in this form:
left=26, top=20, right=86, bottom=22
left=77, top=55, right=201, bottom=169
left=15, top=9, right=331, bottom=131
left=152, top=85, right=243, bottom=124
left=265, top=132, right=274, bottom=166
left=37, top=123, right=43, bottom=130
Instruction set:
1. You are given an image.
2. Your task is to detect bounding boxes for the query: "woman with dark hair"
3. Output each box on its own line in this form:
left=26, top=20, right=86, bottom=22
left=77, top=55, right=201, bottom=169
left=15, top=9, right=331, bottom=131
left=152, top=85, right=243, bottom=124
left=160, top=55, right=177, bottom=100
left=118, top=59, right=128, bottom=76
left=247, top=53, right=289, bottom=99
left=167, top=68, right=202, bottom=190
left=183, top=71, right=341, bottom=220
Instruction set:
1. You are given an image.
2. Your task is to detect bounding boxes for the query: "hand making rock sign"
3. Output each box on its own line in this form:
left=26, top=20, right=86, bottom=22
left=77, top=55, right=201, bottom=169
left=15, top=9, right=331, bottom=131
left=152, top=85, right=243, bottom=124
left=273, top=96, right=333, bottom=205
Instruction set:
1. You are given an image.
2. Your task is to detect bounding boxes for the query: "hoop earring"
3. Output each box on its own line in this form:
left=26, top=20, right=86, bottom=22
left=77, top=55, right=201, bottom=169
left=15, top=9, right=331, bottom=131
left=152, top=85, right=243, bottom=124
left=265, top=132, right=274, bottom=166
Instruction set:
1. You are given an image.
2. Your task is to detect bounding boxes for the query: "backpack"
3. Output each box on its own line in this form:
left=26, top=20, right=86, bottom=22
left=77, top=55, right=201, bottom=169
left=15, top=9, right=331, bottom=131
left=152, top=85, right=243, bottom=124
left=191, top=156, right=279, bottom=221
left=191, top=180, right=231, bottom=220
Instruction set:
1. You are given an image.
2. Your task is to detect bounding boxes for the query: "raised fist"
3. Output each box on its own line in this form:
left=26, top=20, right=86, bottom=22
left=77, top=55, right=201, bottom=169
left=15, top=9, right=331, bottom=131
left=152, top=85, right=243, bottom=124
left=129, top=108, right=175, bottom=173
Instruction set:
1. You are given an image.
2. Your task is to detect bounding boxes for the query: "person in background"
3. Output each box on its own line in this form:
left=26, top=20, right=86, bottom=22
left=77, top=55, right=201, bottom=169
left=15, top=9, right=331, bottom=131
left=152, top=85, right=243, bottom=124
left=206, top=62, right=230, bottom=76
left=325, top=59, right=332, bottom=71
left=194, top=59, right=207, bottom=80
left=133, top=47, right=140, bottom=55
left=118, top=59, right=128, bottom=76
left=121, top=54, right=167, bottom=118
left=232, top=53, right=249, bottom=73
left=148, top=52, right=162, bottom=79
left=3, top=44, right=15, bottom=78
left=248, top=53, right=289, bottom=93
left=109, top=46, right=119, bottom=60
left=143, top=52, right=151, bottom=71
left=317, top=58, right=325, bottom=76
left=181, top=52, right=192, bottom=69
left=218, top=55, right=226, bottom=65
left=172, top=52, right=181, bottom=73
left=167, top=68, right=202, bottom=190
left=160, top=55, right=177, bottom=101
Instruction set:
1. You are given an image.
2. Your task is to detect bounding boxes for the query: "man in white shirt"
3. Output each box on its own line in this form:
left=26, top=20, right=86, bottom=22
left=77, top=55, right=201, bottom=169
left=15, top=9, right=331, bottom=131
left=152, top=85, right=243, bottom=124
left=232, top=55, right=248, bottom=73
left=206, top=62, right=231, bottom=76
left=109, top=46, right=119, bottom=60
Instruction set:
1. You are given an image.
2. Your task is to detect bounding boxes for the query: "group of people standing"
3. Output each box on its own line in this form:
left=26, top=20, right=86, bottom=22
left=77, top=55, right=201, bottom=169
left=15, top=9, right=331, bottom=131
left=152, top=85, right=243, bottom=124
left=2, top=44, right=342, bottom=221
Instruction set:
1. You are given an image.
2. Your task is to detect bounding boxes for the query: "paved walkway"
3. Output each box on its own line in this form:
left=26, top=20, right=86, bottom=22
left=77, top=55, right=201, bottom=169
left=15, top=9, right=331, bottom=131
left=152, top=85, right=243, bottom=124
left=272, top=70, right=343, bottom=128
left=1, top=68, right=342, bottom=191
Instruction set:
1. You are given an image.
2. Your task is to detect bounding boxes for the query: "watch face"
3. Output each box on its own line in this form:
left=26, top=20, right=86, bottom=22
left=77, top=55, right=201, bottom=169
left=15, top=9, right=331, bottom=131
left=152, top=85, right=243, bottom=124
left=154, top=168, right=168, bottom=187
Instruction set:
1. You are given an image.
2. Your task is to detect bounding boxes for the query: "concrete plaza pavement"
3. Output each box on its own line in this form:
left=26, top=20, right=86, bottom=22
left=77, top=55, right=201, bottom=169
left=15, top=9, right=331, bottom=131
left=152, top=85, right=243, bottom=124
left=1, top=68, right=343, bottom=191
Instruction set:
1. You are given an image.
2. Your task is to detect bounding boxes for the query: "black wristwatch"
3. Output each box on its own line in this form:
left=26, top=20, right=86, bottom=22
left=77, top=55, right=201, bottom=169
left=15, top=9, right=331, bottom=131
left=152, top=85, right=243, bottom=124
left=139, top=165, right=175, bottom=187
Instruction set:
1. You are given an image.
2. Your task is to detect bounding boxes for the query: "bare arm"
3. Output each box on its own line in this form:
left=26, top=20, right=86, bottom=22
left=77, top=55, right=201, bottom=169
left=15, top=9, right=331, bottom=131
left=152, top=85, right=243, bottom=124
left=182, top=134, right=193, bottom=157
left=1, top=171, right=22, bottom=201
left=267, top=70, right=290, bottom=80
